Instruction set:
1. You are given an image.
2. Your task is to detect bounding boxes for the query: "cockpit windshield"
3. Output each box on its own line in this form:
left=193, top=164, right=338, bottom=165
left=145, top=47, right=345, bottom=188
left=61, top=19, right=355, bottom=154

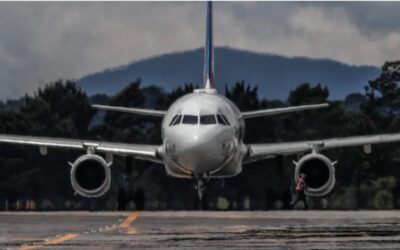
left=182, top=115, right=198, bottom=124
left=200, top=115, right=216, bottom=125
left=216, top=114, right=230, bottom=125
left=173, top=115, right=182, bottom=125
left=221, top=114, right=230, bottom=125
left=169, top=115, right=178, bottom=126
left=216, top=114, right=226, bottom=125
left=169, top=113, right=230, bottom=126
left=169, top=115, right=182, bottom=126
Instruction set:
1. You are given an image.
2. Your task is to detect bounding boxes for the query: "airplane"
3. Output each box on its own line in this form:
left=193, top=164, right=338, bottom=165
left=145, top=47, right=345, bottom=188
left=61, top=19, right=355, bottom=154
left=1, top=2, right=400, bottom=201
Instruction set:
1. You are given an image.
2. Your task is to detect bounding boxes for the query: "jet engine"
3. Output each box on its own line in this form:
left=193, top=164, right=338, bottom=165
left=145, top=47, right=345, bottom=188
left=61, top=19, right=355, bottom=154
left=70, top=154, right=112, bottom=198
left=294, top=153, right=336, bottom=196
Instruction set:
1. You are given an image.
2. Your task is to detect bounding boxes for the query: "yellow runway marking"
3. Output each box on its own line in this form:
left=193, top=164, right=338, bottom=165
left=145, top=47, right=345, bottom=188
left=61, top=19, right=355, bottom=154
left=44, top=233, right=79, bottom=245
left=120, top=211, right=141, bottom=228
left=19, top=211, right=141, bottom=249
left=103, top=211, right=142, bottom=233
left=119, top=211, right=141, bottom=235
left=20, top=233, right=79, bottom=250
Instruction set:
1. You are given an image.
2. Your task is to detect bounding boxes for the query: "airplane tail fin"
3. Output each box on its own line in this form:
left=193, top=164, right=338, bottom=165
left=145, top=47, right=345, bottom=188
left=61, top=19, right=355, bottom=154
left=203, top=1, right=215, bottom=89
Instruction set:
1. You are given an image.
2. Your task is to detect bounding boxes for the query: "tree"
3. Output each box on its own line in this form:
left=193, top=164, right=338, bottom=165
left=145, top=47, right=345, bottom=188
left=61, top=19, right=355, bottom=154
left=360, top=61, right=400, bottom=208
left=21, top=80, right=94, bottom=137
left=364, top=61, right=400, bottom=121
left=225, top=81, right=260, bottom=111
left=288, top=83, right=329, bottom=106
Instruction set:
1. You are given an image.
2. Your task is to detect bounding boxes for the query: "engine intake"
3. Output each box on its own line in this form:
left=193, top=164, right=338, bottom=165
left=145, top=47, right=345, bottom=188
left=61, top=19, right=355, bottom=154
left=294, top=153, right=336, bottom=196
left=70, top=154, right=111, bottom=198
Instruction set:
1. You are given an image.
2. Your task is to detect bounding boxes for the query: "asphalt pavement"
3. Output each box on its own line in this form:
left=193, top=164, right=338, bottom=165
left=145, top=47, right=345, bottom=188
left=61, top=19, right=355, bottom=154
left=2, top=211, right=400, bottom=249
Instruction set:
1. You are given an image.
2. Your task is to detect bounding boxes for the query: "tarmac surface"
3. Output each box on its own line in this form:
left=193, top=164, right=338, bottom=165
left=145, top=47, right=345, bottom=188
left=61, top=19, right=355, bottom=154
left=2, top=211, right=400, bottom=249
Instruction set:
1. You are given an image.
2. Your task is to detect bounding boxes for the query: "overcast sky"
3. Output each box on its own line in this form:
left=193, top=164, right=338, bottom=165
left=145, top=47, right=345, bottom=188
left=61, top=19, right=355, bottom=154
left=0, top=2, right=399, bottom=100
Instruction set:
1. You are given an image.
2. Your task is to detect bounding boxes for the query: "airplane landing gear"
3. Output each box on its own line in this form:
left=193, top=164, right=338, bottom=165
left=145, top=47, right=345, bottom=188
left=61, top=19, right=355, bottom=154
left=194, top=174, right=209, bottom=201
left=195, top=178, right=205, bottom=201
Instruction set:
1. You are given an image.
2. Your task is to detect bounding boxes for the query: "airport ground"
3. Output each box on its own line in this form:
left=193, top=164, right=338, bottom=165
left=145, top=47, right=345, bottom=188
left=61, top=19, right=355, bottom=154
left=1, top=211, right=400, bottom=249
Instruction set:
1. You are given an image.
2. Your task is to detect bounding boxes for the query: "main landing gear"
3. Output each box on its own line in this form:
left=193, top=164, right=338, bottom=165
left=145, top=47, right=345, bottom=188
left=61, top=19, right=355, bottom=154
left=193, top=174, right=209, bottom=201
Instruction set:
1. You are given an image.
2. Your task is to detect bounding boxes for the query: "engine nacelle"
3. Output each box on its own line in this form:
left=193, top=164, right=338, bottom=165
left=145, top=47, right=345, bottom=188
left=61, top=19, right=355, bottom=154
left=70, top=154, right=112, bottom=198
left=294, top=153, right=336, bottom=196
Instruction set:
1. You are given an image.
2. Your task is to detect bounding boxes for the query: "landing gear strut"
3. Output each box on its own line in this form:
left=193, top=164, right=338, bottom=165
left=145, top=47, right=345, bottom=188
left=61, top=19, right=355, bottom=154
left=194, top=174, right=209, bottom=201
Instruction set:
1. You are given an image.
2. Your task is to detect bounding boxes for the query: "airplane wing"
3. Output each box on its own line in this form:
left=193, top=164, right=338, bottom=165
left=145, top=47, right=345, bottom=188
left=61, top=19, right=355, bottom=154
left=0, top=134, right=161, bottom=160
left=241, top=103, right=329, bottom=119
left=92, top=104, right=166, bottom=117
left=246, top=133, right=400, bottom=162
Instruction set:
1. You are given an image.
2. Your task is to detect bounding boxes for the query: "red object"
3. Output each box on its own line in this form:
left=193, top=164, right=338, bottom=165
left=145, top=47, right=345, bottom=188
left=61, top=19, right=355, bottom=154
left=295, top=176, right=305, bottom=192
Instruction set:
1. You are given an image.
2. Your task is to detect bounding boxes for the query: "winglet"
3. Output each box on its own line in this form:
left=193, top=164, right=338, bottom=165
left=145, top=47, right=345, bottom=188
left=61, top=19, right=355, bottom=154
left=203, top=1, right=215, bottom=89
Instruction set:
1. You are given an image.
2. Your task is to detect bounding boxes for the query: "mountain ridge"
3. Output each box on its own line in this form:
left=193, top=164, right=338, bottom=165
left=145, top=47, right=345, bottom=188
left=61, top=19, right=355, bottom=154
left=77, top=47, right=380, bottom=100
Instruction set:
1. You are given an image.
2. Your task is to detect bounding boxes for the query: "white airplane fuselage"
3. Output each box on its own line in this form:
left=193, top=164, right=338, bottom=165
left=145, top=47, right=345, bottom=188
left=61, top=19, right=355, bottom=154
left=159, top=88, right=248, bottom=178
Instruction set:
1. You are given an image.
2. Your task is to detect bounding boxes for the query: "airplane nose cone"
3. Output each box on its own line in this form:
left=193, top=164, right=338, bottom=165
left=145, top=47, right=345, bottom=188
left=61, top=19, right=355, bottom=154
left=169, top=128, right=233, bottom=173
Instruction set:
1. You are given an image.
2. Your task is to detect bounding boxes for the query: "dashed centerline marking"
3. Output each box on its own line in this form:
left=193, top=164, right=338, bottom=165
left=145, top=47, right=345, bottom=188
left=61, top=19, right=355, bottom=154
left=19, top=211, right=142, bottom=250
left=120, top=211, right=141, bottom=228
left=103, top=211, right=142, bottom=235
left=20, top=233, right=79, bottom=250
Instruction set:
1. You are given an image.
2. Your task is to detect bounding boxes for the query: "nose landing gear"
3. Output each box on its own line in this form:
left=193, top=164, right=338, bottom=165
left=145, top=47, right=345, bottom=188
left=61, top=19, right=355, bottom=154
left=194, top=174, right=209, bottom=201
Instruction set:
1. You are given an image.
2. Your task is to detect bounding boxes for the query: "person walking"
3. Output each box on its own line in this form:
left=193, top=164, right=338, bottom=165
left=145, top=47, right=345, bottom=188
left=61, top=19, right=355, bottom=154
left=290, top=173, right=308, bottom=210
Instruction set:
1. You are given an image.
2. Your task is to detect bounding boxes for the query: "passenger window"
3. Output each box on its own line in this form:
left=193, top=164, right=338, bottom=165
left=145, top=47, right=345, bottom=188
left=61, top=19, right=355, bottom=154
left=221, top=114, right=230, bottom=125
left=216, top=114, right=226, bottom=125
left=182, top=115, right=198, bottom=124
left=172, top=115, right=182, bottom=126
left=200, top=115, right=216, bottom=125
left=169, top=115, right=178, bottom=126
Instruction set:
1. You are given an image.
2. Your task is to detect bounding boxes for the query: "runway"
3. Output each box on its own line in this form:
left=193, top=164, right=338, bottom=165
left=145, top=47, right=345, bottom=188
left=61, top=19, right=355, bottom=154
left=2, top=211, right=400, bottom=249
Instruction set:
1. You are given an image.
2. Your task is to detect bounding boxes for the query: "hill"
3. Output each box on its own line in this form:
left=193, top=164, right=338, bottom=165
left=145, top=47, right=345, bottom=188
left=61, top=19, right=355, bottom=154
left=77, top=47, right=380, bottom=100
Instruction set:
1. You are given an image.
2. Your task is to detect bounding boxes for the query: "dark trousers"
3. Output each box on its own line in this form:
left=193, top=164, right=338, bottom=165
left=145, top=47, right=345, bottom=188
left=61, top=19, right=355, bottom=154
left=290, top=191, right=308, bottom=210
